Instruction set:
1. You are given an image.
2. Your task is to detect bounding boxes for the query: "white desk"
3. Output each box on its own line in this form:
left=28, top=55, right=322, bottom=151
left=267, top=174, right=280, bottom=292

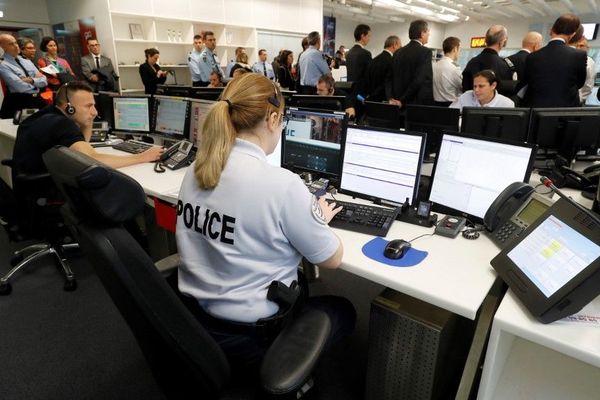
left=0, top=119, right=18, bottom=186
left=478, top=290, right=600, bottom=400
left=98, top=148, right=500, bottom=321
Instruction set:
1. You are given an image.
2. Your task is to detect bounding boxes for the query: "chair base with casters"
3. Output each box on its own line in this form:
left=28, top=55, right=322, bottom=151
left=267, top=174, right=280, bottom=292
left=42, top=145, right=332, bottom=399
left=0, top=242, right=78, bottom=295
left=0, top=158, right=78, bottom=295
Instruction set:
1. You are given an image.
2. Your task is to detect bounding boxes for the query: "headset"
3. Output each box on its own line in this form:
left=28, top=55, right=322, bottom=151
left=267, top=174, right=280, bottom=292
left=60, top=82, right=76, bottom=115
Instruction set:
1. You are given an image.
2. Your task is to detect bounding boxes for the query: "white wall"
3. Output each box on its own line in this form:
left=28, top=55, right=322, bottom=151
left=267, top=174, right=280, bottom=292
left=0, top=0, right=51, bottom=32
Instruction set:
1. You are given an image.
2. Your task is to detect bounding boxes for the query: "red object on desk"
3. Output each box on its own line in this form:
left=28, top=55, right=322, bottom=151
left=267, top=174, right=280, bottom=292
left=153, top=197, right=177, bottom=233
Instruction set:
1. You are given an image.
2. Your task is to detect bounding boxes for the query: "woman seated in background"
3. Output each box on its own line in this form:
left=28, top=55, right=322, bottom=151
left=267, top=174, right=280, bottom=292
left=176, top=73, right=355, bottom=369
left=228, top=52, right=251, bottom=78
left=451, top=69, right=514, bottom=111
left=138, top=48, right=167, bottom=95
left=276, top=49, right=295, bottom=91
left=37, top=36, right=75, bottom=91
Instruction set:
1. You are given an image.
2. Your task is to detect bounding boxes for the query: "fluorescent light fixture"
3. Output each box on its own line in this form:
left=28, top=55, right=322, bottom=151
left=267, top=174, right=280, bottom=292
left=0, top=11, right=4, bottom=18
left=410, top=5, right=434, bottom=15
left=437, top=13, right=459, bottom=21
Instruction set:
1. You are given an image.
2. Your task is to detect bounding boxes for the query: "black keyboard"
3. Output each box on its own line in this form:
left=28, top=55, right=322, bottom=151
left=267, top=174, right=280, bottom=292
left=328, top=200, right=399, bottom=236
left=112, top=140, right=154, bottom=154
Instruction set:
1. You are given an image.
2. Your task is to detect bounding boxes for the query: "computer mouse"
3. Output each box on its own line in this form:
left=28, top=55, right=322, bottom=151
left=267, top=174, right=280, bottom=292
left=383, top=239, right=412, bottom=260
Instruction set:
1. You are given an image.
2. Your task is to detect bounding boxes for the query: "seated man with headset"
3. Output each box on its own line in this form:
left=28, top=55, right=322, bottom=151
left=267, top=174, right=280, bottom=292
left=12, top=81, right=163, bottom=175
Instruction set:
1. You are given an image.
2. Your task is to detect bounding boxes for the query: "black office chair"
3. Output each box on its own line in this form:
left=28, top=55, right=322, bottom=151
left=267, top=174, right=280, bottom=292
left=0, top=159, right=76, bottom=295
left=42, top=146, right=331, bottom=399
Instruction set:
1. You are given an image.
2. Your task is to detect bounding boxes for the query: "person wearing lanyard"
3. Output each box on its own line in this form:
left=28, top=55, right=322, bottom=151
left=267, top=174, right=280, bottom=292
left=0, top=34, right=48, bottom=118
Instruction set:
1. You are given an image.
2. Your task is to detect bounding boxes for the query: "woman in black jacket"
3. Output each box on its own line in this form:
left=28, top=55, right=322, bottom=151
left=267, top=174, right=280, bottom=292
left=276, top=50, right=295, bottom=91
left=138, top=48, right=167, bottom=95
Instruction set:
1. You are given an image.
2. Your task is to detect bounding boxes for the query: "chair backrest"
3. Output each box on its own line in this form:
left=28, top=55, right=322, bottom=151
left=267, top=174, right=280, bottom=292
left=42, top=146, right=230, bottom=398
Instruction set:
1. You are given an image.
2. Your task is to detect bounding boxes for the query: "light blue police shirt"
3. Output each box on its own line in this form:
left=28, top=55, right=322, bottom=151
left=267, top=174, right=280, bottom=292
left=252, top=61, right=275, bottom=80
left=299, top=46, right=330, bottom=87
left=176, top=139, right=340, bottom=323
left=196, top=48, right=225, bottom=82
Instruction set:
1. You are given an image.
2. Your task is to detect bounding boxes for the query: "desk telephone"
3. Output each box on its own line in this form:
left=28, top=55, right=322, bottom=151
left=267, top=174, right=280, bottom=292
left=159, top=140, right=195, bottom=170
left=483, top=182, right=554, bottom=248
left=547, top=155, right=599, bottom=191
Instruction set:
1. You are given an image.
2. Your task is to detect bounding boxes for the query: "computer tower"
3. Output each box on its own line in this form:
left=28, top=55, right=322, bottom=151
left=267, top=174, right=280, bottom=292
left=365, top=289, right=472, bottom=400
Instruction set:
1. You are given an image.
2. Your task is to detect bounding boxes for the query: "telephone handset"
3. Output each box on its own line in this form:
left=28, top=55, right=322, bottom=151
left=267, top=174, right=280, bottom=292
left=483, top=182, right=554, bottom=248
left=549, top=155, right=596, bottom=189
left=159, top=140, right=195, bottom=170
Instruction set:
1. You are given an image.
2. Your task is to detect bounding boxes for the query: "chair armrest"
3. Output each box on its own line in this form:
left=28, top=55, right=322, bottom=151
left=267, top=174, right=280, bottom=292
left=15, top=171, right=51, bottom=182
left=259, top=308, right=331, bottom=395
left=154, top=253, right=180, bottom=273
left=1, top=159, right=13, bottom=167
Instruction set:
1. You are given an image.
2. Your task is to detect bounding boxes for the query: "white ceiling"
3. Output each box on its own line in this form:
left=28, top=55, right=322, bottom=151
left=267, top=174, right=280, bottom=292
left=323, top=0, right=600, bottom=24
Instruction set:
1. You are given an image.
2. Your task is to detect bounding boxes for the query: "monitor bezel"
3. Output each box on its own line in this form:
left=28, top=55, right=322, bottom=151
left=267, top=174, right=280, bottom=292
left=187, top=98, right=216, bottom=144
left=281, top=106, right=348, bottom=181
left=428, top=131, right=537, bottom=224
left=111, top=95, right=152, bottom=135
left=460, top=106, right=531, bottom=143
left=338, top=125, right=426, bottom=206
left=289, top=95, right=346, bottom=111
left=151, top=94, right=191, bottom=140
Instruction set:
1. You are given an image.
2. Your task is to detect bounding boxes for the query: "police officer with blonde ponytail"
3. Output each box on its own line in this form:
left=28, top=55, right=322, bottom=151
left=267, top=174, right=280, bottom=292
left=176, top=73, right=356, bottom=368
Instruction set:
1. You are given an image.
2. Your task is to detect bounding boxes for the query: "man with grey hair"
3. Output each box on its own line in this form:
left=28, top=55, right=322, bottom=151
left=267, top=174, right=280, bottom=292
left=366, top=35, right=401, bottom=102
left=298, top=31, right=331, bottom=94
left=462, top=25, right=514, bottom=95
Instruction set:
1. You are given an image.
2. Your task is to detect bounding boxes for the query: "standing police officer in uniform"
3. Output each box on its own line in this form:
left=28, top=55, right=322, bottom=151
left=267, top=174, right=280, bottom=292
left=176, top=73, right=356, bottom=368
left=195, top=31, right=225, bottom=87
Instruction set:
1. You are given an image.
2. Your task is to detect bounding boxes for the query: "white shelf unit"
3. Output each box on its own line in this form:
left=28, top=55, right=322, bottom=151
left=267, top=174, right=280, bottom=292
left=109, top=13, right=257, bottom=91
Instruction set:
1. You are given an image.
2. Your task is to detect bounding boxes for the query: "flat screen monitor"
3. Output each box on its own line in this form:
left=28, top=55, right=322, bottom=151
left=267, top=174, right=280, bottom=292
left=152, top=95, right=190, bottom=139
left=491, top=198, right=600, bottom=323
left=112, top=96, right=151, bottom=134
left=529, top=107, right=600, bottom=161
left=188, top=87, right=224, bottom=101
left=339, top=126, right=425, bottom=205
left=461, top=107, right=531, bottom=142
left=405, top=104, right=460, bottom=160
left=289, top=95, right=346, bottom=111
left=363, top=101, right=404, bottom=130
left=428, top=133, right=536, bottom=224
left=95, top=91, right=118, bottom=129
left=188, top=99, right=216, bottom=145
left=282, top=107, right=348, bottom=180
left=582, top=23, right=598, bottom=40
left=156, top=84, right=191, bottom=97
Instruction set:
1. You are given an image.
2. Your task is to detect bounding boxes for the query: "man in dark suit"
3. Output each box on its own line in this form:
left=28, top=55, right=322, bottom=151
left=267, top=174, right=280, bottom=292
left=81, top=38, right=118, bottom=92
left=462, top=25, right=514, bottom=96
left=365, top=35, right=400, bottom=102
left=521, top=14, right=586, bottom=108
left=387, top=20, right=433, bottom=107
left=507, top=32, right=543, bottom=83
left=345, top=24, right=372, bottom=99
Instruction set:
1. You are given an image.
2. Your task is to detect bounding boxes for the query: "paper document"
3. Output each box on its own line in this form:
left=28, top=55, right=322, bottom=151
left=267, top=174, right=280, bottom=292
left=557, top=296, right=600, bottom=326
left=40, top=64, right=59, bottom=75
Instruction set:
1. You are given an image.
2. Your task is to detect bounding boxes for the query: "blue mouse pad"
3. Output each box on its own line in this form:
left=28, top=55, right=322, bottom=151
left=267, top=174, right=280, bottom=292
left=362, top=237, right=428, bottom=267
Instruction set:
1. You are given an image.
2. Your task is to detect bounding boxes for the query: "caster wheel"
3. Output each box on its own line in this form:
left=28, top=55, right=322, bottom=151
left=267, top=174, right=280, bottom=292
left=10, top=254, right=24, bottom=267
left=64, top=279, right=77, bottom=292
left=0, top=282, right=13, bottom=295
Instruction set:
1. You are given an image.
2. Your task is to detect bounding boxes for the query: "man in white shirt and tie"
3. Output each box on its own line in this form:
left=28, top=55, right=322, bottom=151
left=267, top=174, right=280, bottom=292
left=252, top=49, right=275, bottom=80
left=80, top=38, right=118, bottom=92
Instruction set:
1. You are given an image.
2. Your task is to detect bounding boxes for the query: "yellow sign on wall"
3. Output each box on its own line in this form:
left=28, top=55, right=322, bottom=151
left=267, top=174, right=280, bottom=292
left=470, top=37, right=486, bottom=48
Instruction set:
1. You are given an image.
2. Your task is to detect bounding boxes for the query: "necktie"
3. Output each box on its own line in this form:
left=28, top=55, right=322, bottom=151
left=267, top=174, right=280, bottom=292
left=14, top=57, right=29, bottom=76
left=263, top=63, right=267, bottom=77
left=95, top=56, right=100, bottom=69
left=211, top=53, right=218, bottom=72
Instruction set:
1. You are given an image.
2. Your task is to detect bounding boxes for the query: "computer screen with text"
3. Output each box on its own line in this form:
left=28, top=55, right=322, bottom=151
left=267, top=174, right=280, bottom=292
left=340, top=126, right=425, bottom=205
left=112, top=97, right=150, bottom=133
left=153, top=95, right=190, bottom=139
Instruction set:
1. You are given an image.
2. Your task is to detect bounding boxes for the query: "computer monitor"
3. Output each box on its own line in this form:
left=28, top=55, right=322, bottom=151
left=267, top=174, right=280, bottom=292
left=529, top=107, right=600, bottom=161
left=188, top=87, right=224, bottom=101
left=282, top=107, right=348, bottom=180
left=461, top=107, right=531, bottom=142
left=112, top=96, right=151, bottom=134
left=152, top=95, right=190, bottom=140
left=289, top=95, right=346, bottom=111
left=156, top=84, right=191, bottom=97
left=582, top=23, right=598, bottom=40
left=188, top=99, right=216, bottom=145
left=363, top=101, right=404, bottom=130
left=405, top=105, right=460, bottom=159
left=95, top=91, right=118, bottom=129
left=339, top=126, right=425, bottom=206
left=428, top=132, right=536, bottom=224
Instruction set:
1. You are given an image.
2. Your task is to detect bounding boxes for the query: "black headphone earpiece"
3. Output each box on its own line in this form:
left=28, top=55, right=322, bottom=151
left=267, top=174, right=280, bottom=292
left=62, top=82, right=76, bottom=115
